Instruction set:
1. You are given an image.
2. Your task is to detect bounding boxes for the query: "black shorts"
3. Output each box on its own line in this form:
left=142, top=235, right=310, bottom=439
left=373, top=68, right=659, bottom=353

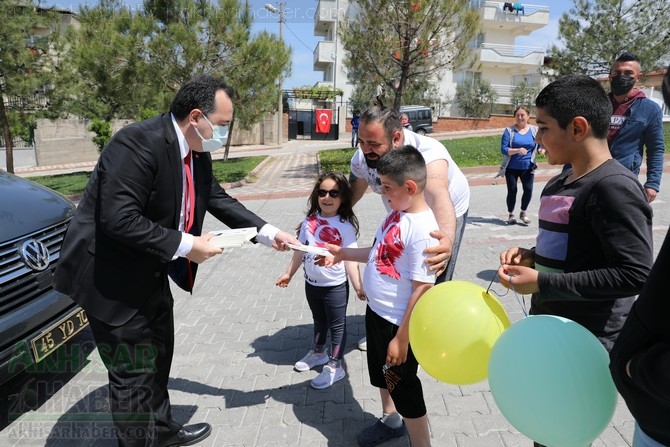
left=365, top=306, right=426, bottom=419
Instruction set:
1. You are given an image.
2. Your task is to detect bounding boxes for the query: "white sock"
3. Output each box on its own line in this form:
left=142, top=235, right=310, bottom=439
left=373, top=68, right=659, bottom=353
left=380, top=412, right=403, bottom=428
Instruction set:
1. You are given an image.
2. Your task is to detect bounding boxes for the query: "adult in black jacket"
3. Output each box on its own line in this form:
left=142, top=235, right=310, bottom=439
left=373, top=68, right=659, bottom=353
left=54, top=75, right=298, bottom=446
left=609, top=66, right=670, bottom=447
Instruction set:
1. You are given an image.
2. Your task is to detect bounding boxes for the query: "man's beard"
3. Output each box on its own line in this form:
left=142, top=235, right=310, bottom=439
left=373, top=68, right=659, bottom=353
left=365, top=154, right=380, bottom=169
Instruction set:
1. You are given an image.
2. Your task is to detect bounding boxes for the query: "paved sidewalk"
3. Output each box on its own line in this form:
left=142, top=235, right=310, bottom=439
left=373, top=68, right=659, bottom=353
left=2, top=134, right=669, bottom=446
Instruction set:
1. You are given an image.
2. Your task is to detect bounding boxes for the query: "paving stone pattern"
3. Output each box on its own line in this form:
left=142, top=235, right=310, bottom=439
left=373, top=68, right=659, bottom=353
left=4, top=135, right=670, bottom=446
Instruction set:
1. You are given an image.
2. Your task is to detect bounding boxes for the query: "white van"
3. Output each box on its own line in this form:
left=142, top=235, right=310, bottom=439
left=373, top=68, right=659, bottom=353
left=399, top=105, right=433, bottom=135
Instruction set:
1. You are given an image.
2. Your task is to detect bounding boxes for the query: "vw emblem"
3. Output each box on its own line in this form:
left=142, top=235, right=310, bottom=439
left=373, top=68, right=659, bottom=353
left=20, top=239, right=50, bottom=272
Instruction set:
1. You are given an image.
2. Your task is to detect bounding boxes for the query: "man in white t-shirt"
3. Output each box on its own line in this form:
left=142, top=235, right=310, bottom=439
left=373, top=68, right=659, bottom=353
left=350, top=106, right=470, bottom=351
left=350, top=106, right=470, bottom=283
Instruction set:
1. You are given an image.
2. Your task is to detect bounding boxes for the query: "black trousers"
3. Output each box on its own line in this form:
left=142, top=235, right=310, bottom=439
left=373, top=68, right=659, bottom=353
left=88, top=279, right=179, bottom=447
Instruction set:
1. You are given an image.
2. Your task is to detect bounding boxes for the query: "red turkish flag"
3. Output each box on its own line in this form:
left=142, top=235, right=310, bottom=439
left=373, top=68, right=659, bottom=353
left=315, top=109, right=332, bottom=134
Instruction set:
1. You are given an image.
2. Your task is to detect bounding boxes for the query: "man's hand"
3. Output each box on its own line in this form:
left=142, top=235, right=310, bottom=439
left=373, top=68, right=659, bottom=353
left=187, top=233, right=223, bottom=264
left=424, top=230, right=452, bottom=275
left=644, top=187, right=658, bottom=203
left=497, top=264, right=539, bottom=295
left=272, top=230, right=300, bottom=252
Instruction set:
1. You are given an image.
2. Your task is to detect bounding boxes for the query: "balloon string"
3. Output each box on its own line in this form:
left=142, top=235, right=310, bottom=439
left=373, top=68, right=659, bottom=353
left=509, top=274, right=529, bottom=317
left=486, top=271, right=497, bottom=294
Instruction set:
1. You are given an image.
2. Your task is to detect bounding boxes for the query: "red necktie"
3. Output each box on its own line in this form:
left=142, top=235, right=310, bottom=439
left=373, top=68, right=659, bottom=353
left=183, top=151, right=195, bottom=233
left=184, top=151, right=195, bottom=291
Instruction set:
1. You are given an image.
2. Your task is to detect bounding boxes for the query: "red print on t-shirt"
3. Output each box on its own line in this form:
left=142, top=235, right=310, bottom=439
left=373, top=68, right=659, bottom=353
left=375, top=211, right=404, bottom=279
left=306, top=215, right=343, bottom=247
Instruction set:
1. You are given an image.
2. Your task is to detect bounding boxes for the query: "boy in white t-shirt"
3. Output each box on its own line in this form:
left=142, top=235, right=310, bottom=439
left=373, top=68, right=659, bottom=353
left=324, top=145, right=438, bottom=447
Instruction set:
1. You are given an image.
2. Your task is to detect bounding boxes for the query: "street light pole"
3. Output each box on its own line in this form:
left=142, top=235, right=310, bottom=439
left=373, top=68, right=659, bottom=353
left=265, top=2, right=284, bottom=145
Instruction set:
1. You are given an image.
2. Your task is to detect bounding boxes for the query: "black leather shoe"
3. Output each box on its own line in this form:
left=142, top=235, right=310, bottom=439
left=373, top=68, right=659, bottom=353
left=159, top=422, right=212, bottom=446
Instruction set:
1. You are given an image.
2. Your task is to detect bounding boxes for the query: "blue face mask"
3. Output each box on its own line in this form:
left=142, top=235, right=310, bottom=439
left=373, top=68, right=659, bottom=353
left=195, top=114, right=228, bottom=152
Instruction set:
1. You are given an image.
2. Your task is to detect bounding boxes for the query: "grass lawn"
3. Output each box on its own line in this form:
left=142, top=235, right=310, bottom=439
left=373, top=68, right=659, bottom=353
left=319, top=135, right=507, bottom=175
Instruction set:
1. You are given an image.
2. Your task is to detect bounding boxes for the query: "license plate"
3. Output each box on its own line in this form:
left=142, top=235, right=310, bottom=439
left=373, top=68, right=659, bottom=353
left=31, top=308, right=89, bottom=362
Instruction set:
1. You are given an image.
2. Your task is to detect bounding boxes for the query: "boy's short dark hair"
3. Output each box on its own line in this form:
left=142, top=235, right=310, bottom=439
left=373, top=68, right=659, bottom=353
left=535, top=75, right=611, bottom=139
left=377, top=145, right=427, bottom=190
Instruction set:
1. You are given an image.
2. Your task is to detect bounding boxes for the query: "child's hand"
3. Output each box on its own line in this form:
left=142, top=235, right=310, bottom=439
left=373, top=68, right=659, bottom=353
left=499, top=246, right=534, bottom=267
left=356, top=289, right=366, bottom=301
left=314, top=243, right=344, bottom=267
left=275, top=273, right=291, bottom=288
left=497, top=264, right=539, bottom=294
left=386, top=334, right=409, bottom=367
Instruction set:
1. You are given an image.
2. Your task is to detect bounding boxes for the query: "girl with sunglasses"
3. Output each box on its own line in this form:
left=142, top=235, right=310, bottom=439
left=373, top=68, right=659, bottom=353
left=276, top=172, right=365, bottom=389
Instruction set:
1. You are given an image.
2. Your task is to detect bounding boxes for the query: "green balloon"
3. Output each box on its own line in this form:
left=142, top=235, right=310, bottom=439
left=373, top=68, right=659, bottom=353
left=488, top=315, right=617, bottom=447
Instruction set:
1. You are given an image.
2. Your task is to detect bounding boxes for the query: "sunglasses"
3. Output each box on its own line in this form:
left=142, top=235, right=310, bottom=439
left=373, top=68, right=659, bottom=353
left=317, top=189, right=340, bottom=198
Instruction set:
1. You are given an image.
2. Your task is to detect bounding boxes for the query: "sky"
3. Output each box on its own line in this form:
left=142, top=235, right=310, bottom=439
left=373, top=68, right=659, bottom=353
left=44, top=0, right=571, bottom=89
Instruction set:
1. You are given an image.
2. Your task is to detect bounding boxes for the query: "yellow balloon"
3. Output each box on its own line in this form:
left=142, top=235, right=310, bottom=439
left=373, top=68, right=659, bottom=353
left=409, top=281, right=511, bottom=384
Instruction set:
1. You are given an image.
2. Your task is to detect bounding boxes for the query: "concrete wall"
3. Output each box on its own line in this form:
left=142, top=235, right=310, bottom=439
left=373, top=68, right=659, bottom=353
left=28, top=116, right=273, bottom=167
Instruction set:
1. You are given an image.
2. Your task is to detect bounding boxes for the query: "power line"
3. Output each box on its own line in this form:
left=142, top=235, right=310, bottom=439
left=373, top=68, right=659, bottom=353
left=283, top=23, right=314, bottom=52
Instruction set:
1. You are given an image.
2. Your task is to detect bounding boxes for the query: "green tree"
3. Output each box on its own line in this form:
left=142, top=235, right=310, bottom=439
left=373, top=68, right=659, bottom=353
left=455, top=77, right=497, bottom=118
left=548, top=0, right=670, bottom=78
left=511, top=81, right=540, bottom=112
left=340, top=0, right=480, bottom=111
left=48, top=1, right=159, bottom=121
left=49, top=0, right=290, bottom=150
left=88, top=119, right=112, bottom=152
left=0, top=1, right=59, bottom=173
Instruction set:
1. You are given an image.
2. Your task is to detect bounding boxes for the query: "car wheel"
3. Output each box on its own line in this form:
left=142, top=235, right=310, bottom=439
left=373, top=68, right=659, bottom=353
left=416, top=128, right=427, bottom=136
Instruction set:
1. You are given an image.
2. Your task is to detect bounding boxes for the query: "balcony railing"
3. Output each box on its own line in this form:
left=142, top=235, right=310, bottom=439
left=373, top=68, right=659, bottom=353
left=481, top=1, right=549, bottom=15
left=480, top=43, right=544, bottom=57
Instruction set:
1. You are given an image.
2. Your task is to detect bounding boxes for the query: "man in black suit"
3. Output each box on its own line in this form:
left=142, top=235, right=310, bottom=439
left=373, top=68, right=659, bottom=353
left=54, top=75, right=299, bottom=446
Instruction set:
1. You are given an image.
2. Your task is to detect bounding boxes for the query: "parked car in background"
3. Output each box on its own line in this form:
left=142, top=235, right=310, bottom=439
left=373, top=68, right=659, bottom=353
left=0, top=171, right=85, bottom=384
left=399, top=105, right=434, bottom=135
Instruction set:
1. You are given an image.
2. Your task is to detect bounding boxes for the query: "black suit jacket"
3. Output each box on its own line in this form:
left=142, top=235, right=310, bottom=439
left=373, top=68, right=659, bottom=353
left=54, top=113, right=266, bottom=326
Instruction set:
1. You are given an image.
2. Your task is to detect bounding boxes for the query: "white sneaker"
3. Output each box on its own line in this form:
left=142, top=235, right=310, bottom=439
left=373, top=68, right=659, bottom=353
left=358, top=337, right=367, bottom=351
left=311, top=365, right=346, bottom=389
left=294, top=350, right=329, bottom=372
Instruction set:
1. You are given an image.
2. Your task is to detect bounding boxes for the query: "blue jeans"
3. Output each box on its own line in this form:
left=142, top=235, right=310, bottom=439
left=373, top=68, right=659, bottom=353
left=633, top=423, right=665, bottom=447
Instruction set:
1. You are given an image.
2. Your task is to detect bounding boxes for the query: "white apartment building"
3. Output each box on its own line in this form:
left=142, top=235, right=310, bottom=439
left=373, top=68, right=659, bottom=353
left=312, top=0, right=550, bottom=117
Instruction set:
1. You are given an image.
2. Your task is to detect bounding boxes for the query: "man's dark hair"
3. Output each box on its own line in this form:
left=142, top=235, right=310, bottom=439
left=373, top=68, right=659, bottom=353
left=360, top=106, right=402, bottom=142
left=377, top=145, right=427, bottom=190
left=170, top=75, right=236, bottom=120
left=535, top=75, right=611, bottom=139
left=615, top=52, right=641, bottom=64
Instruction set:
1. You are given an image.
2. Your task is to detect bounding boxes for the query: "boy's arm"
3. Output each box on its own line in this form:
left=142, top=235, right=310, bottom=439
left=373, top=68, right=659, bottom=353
left=386, top=280, right=433, bottom=366
left=325, top=245, right=371, bottom=264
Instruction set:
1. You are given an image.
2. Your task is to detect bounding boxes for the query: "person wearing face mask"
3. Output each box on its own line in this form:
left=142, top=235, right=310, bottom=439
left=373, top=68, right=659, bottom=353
left=608, top=65, right=670, bottom=447
left=607, top=52, right=665, bottom=203
left=54, top=75, right=300, bottom=447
